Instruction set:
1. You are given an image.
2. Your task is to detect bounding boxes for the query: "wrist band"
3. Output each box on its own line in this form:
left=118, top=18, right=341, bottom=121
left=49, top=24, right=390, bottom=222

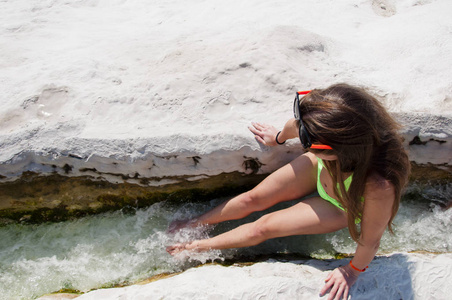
left=349, top=261, right=368, bottom=272
left=275, top=131, right=286, bottom=145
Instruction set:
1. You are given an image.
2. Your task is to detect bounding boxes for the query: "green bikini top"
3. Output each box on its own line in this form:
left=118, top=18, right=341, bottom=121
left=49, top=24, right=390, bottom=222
left=317, top=158, right=363, bottom=223
left=316, top=157, right=353, bottom=211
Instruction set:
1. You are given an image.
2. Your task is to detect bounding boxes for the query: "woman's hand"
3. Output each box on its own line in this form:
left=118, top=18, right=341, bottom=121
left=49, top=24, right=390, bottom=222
left=248, top=122, right=281, bottom=146
left=319, top=264, right=360, bottom=300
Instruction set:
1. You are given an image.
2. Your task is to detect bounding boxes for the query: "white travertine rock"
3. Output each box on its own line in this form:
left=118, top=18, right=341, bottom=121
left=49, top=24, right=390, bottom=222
left=2, top=1, right=451, bottom=299
left=0, top=0, right=451, bottom=184
left=64, top=253, right=452, bottom=300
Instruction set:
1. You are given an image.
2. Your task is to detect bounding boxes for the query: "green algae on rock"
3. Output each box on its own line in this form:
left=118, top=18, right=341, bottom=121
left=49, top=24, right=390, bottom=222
left=0, top=171, right=266, bottom=224
left=0, top=161, right=450, bottom=225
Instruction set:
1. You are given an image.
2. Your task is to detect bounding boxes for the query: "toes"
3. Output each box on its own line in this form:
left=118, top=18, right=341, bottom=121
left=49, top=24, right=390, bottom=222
left=166, top=243, right=186, bottom=255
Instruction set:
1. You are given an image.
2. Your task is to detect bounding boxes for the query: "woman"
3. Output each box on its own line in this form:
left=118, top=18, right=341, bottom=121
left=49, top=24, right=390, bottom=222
left=167, top=83, right=410, bottom=300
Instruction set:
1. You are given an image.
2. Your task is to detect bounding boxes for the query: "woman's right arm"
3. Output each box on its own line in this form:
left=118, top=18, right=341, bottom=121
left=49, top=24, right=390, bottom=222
left=248, top=118, right=299, bottom=146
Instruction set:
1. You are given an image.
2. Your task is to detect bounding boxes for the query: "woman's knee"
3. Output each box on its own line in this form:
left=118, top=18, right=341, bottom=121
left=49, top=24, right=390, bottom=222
left=238, top=190, right=266, bottom=211
left=248, top=215, right=276, bottom=243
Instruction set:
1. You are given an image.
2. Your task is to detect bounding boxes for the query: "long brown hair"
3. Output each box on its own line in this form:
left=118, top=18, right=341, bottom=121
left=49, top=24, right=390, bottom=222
left=299, top=83, right=410, bottom=242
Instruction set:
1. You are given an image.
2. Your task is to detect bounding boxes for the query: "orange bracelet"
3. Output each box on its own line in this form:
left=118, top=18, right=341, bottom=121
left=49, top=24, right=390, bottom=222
left=349, top=261, right=368, bottom=272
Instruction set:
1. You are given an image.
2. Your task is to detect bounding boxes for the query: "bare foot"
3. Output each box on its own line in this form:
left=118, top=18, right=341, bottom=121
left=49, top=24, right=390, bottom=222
left=166, top=241, right=198, bottom=256
left=166, top=243, right=187, bottom=255
left=167, top=218, right=198, bottom=234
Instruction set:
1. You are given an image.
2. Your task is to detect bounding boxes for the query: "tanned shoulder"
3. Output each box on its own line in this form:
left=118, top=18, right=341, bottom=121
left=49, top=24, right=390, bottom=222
left=364, top=172, right=395, bottom=203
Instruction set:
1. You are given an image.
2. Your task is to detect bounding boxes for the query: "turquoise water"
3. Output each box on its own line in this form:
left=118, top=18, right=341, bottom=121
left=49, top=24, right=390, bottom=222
left=0, top=184, right=451, bottom=300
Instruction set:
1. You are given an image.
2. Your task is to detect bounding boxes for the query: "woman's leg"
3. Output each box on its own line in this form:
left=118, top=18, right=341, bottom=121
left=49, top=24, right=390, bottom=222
left=167, top=196, right=348, bottom=254
left=169, top=152, right=319, bottom=232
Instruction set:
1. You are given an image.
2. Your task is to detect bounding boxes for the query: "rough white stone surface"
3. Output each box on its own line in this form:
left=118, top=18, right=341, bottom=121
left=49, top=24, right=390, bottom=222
left=51, top=253, right=450, bottom=300
left=3, top=1, right=452, bottom=299
left=1, top=0, right=451, bottom=184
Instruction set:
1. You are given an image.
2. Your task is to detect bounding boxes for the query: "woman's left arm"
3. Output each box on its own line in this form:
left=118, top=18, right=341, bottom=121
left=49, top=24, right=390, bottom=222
left=320, top=178, right=395, bottom=299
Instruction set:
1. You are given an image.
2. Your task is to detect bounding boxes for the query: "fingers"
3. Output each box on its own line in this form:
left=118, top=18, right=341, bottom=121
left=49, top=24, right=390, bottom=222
left=248, top=126, right=262, bottom=141
left=252, top=122, right=266, bottom=129
left=249, top=122, right=271, bottom=132
left=327, top=282, right=339, bottom=300
left=320, top=267, right=354, bottom=299
left=326, top=281, right=348, bottom=300
left=167, top=243, right=190, bottom=255
left=334, top=284, right=345, bottom=300
left=254, top=135, right=266, bottom=145
left=166, top=244, right=185, bottom=255
left=249, top=122, right=280, bottom=146
left=248, top=125, right=260, bottom=136
left=249, top=123, right=267, bottom=145
left=319, top=276, right=334, bottom=296
left=249, top=122, right=264, bottom=133
left=343, top=286, right=349, bottom=300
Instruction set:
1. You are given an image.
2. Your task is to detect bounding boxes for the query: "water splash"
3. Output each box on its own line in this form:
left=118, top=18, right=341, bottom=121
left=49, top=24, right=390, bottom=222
left=326, top=201, right=452, bottom=255
left=0, top=200, right=226, bottom=299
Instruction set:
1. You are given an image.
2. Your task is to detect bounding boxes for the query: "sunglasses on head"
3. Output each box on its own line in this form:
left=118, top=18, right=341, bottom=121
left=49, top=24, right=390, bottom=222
left=293, top=91, right=333, bottom=150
